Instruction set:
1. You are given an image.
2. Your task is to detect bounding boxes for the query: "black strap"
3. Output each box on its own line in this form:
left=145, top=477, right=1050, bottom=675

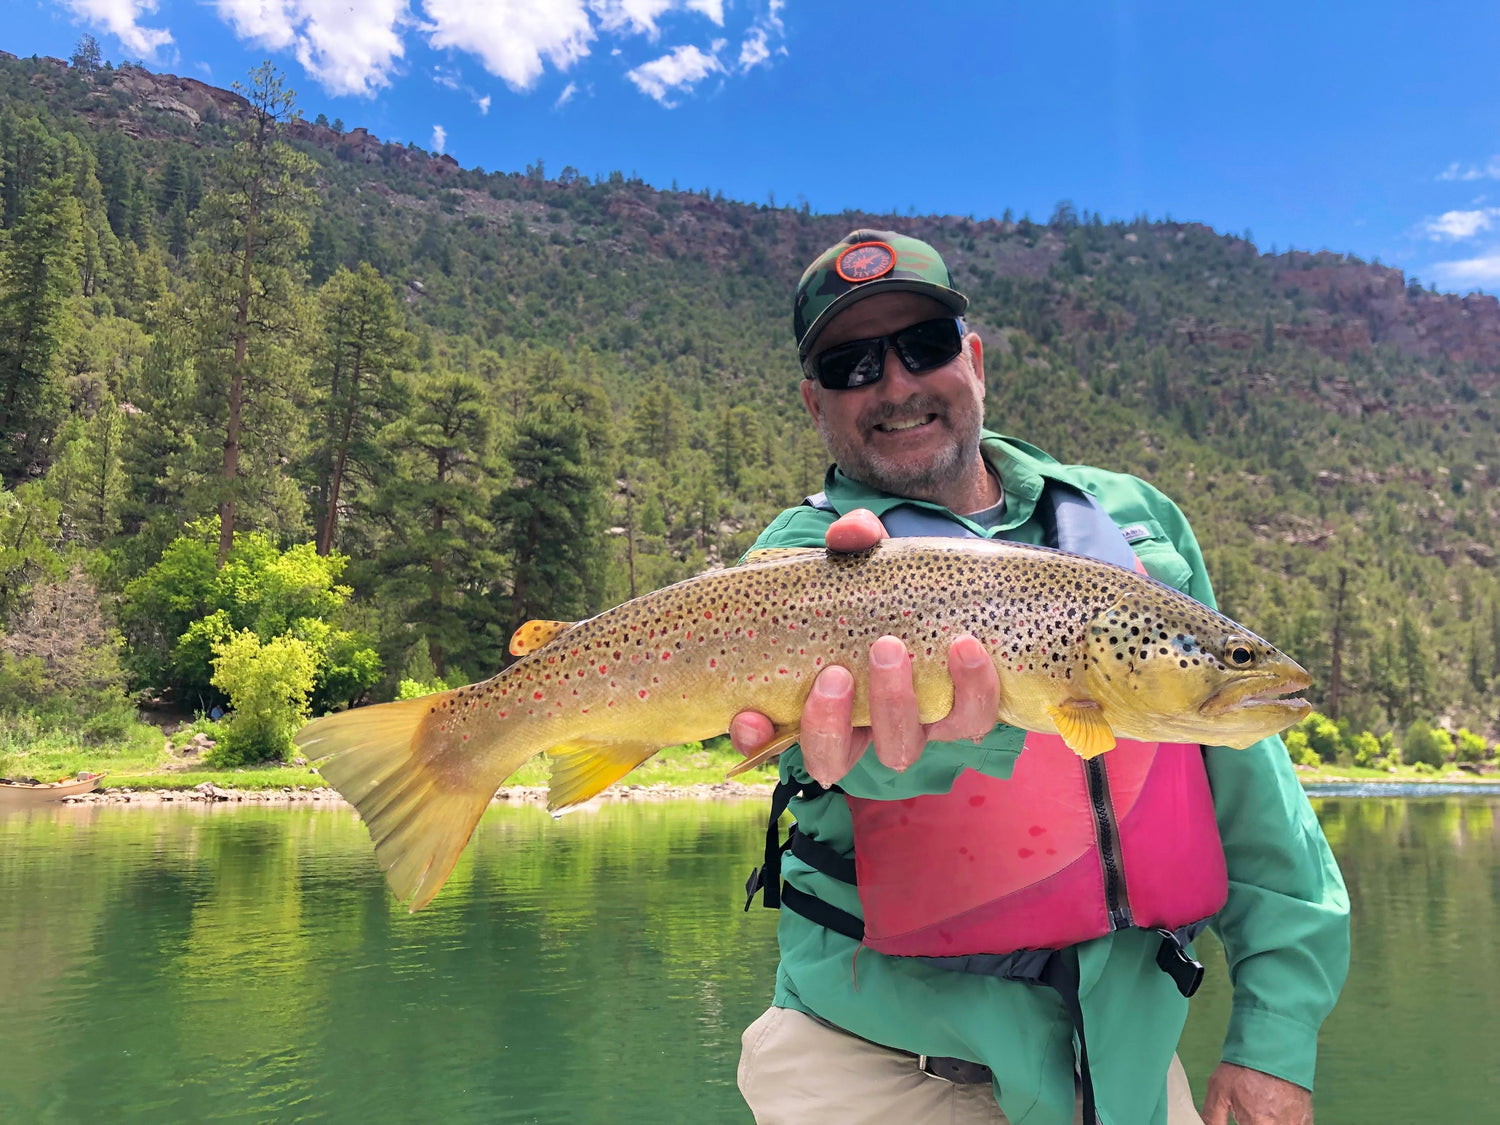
left=745, top=779, right=844, bottom=911
left=780, top=883, right=866, bottom=942
left=789, top=826, right=858, bottom=884
left=1038, top=950, right=1097, bottom=1125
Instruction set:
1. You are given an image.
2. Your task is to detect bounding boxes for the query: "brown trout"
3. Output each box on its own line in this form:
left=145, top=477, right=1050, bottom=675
left=295, top=538, right=1310, bottom=910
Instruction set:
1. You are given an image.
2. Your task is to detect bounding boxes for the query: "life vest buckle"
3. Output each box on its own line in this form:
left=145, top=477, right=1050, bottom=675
left=1155, top=928, right=1205, bottom=998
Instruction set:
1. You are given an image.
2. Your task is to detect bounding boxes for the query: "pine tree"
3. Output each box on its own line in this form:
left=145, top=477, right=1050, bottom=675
left=190, top=63, right=315, bottom=563
left=374, top=370, right=505, bottom=679
left=0, top=176, right=84, bottom=482
left=309, top=263, right=411, bottom=555
left=496, top=395, right=610, bottom=634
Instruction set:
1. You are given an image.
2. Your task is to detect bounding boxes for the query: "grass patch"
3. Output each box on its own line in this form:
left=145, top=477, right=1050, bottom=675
left=0, top=713, right=167, bottom=783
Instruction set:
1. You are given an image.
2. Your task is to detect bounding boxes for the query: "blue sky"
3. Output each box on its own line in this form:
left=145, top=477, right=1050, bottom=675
left=11, top=1, right=1500, bottom=294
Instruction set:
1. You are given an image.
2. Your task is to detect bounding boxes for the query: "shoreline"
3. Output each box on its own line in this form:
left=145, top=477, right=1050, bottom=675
left=50, top=780, right=778, bottom=808
left=38, top=772, right=1500, bottom=808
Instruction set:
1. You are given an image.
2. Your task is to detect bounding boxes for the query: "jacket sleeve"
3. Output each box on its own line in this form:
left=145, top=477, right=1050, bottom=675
left=1152, top=489, right=1350, bottom=1091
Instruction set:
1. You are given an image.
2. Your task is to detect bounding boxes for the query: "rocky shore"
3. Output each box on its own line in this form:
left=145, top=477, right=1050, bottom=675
left=58, top=780, right=775, bottom=808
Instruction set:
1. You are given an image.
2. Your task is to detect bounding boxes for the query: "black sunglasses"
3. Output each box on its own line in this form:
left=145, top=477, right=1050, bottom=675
left=804, top=318, right=967, bottom=390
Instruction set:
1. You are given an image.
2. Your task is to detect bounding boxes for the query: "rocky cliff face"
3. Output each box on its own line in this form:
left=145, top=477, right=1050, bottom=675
left=12, top=53, right=1499, bottom=378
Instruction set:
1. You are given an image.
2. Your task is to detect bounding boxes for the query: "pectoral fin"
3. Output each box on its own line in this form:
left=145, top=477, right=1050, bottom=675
left=546, top=739, right=661, bottom=813
left=509, top=620, right=575, bottom=656
left=1047, top=700, right=1117, bottom=759
left=724, top=726, right=801, bottom=778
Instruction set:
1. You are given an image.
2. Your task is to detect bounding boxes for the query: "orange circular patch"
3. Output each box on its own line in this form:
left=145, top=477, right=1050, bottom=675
left=835, top=241, right=896, bottom=283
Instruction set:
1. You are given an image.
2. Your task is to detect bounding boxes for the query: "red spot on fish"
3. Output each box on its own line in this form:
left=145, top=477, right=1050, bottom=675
left=639, top=690, right=648, bottom=699
left=903, top=610, right=911, bottom=617
left=608, top=700, right=615, bottom=707
left=498, top=711, right=507, bottom=718
left=815, top=656, right=823, bottom=665
left=661, top=651, right=671, bottom=660
left=1018, top=847, right=1034, bottom=859
left=1028, top=825, right=1045, bottom=837
left=533, top=691, right=543, bottom=700
left=777, top=667, right=788, bottom=676
left=968, top=795, right=985, bottom=807
left=746, top=629, right=755, bottom=639
left=463, top=734, right=469, bottom=741
left=709, top=658, right=717, bottom=668
left=598, top=665, right=608, bottom=674
left=703, top=610, right=712, bottom=619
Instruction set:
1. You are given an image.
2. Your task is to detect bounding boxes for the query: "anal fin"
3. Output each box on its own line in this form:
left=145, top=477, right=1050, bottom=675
left=547, top=739, right=661, bottom=812
left=724, top=726, right=801, bottom=779
left=1046, top=700, right=1117, bottom=759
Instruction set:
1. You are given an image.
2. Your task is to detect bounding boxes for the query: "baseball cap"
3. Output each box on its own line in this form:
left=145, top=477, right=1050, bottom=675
left=793, top=229, right=968, bottom=360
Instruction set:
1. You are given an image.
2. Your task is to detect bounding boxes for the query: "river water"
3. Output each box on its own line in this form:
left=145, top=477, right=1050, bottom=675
left=1, top=793, right=1495, bottom=1124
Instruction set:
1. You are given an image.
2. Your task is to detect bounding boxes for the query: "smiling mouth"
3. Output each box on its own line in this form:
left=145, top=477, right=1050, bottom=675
left=874, top=414, right=937, bottom=434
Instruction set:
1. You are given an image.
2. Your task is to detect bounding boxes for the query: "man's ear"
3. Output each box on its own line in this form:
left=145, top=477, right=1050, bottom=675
left=800, top=377, right=821, bottom=424
left=966, top=333, right=985, bottom=386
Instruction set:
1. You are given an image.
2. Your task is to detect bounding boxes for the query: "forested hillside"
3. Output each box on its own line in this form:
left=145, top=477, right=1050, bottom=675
left=3, top=48, right=1499, bottom=759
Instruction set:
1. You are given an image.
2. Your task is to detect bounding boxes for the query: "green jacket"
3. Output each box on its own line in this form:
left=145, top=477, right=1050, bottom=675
left=748, top=433, right=1350, bottom=1125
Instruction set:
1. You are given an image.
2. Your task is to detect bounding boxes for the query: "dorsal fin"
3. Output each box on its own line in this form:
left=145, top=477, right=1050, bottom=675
left=509, top=619, right=576, bottom=656
left=740, top=547, right=824, bottom=565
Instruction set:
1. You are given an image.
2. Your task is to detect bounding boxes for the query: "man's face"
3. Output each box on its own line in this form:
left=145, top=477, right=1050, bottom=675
left=801, top=292, right=986, bottom=505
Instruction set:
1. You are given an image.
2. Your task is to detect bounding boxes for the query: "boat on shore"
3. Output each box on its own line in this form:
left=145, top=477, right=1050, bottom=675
left=0, top=772, right=107, bottom=810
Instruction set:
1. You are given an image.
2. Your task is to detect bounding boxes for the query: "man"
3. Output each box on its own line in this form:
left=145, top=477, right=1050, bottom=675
left=730, top=230, right=1349, bottom=1125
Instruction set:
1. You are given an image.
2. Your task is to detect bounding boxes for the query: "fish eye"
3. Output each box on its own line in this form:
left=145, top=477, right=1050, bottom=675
left=1224, top=639, right=1257, bottom=668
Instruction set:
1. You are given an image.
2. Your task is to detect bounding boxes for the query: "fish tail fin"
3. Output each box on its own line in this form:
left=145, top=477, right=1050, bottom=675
left=296, top=689, right=538, bottom=912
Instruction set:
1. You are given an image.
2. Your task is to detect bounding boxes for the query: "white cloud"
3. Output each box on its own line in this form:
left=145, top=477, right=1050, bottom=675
left=554, top=81, right=578, bottom=108
left=60, top=0, right=175, bottom=59
left=737, top=0, right=785, bottom=73
left=1430, top=252, right=1500, bottom=289
left=476, top=93, right=492, bottom=114
left=422, top=0, right=595, bottom=91
left=625, top=39, right=724, bottom=105
left=431, top=123, right=446, bottom=152
left=213, top=0, right=408, bottom=97
left=590, top=0, right=723, bottom=39
left=432, top=64, right=461, bottom=89
left=1423, top=208, right=1500, bottom=241
left=1438, top=156, right=1500, bottom=182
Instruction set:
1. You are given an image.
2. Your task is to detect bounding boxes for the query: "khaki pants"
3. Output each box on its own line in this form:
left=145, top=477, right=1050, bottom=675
left=738, top=1006, right=1204, bottom=1125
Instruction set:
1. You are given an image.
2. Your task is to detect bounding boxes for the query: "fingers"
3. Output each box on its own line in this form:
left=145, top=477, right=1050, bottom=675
left=800, top=664, right=868, bottom=787
left=867, top=635, right=925, bottom=772
left=825, top=509, right=888, bottom=553
left=729, top=711, right=775, bottom=758
left=1200, top=1066, right=1231, bottom=1125
left=925, top=635, right=1000, bottom=744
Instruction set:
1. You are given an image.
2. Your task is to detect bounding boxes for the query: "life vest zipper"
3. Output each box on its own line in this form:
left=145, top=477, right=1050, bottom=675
left=1085, top=757, right=1133, bottom=930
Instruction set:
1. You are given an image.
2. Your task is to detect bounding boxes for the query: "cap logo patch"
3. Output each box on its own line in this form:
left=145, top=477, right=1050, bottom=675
left=835, top=241, right=897, bottom=283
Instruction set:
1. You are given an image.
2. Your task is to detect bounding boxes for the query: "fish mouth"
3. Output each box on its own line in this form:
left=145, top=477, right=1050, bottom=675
left=1199, top=668, right=1313, bottom=719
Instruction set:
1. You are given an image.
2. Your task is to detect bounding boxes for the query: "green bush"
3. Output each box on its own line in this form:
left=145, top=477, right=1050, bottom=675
left=1351, top=731, right=1384, bottom=769
left=396, top=677, right=450, bottom=700
left=1291, top=712, right=1344, bottom=763
left=206, top=630, right=317, bottom=767
left=1284, top=730, right=1321, bottom=768
left=1454, top=728, right=1489, bottom=764
left=1401, top=722, right=1453, bottom=768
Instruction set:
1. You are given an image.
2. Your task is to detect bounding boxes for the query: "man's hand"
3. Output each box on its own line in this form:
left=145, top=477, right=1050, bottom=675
left=1201, top=1063, right=1312, bottom=1125
left=728, top=509, right=1000, bottom=787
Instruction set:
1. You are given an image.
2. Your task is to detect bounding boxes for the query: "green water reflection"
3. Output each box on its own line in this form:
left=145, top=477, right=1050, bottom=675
left=2, top=796, right=1496, bottom=1124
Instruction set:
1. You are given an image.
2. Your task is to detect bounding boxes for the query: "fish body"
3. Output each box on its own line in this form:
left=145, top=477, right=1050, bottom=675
left=296, top=538, right=1310, bottom=910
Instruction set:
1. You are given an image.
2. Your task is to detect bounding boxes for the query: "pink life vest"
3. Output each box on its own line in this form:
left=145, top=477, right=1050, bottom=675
left=847, top=735, right=1228, bottom=958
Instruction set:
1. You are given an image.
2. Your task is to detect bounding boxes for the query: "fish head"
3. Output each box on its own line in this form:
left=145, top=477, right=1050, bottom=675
left=1083, top=588, right=1312, bottom=749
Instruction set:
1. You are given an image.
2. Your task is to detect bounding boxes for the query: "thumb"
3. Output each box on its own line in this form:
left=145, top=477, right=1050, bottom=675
left=1200, top=1073, right=1232, bottom=1125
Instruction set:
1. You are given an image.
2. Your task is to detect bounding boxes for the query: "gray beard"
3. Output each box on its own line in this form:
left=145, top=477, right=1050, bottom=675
left=816, top=391, right=984, bottom=508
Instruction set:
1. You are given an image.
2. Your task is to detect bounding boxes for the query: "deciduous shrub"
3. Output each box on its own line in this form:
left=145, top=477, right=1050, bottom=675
left=206, top=630, right=317, bottom=767
left=1401, top=722, right=1453, bottom=768
left=1454, top=728, right=1489, bottom=764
